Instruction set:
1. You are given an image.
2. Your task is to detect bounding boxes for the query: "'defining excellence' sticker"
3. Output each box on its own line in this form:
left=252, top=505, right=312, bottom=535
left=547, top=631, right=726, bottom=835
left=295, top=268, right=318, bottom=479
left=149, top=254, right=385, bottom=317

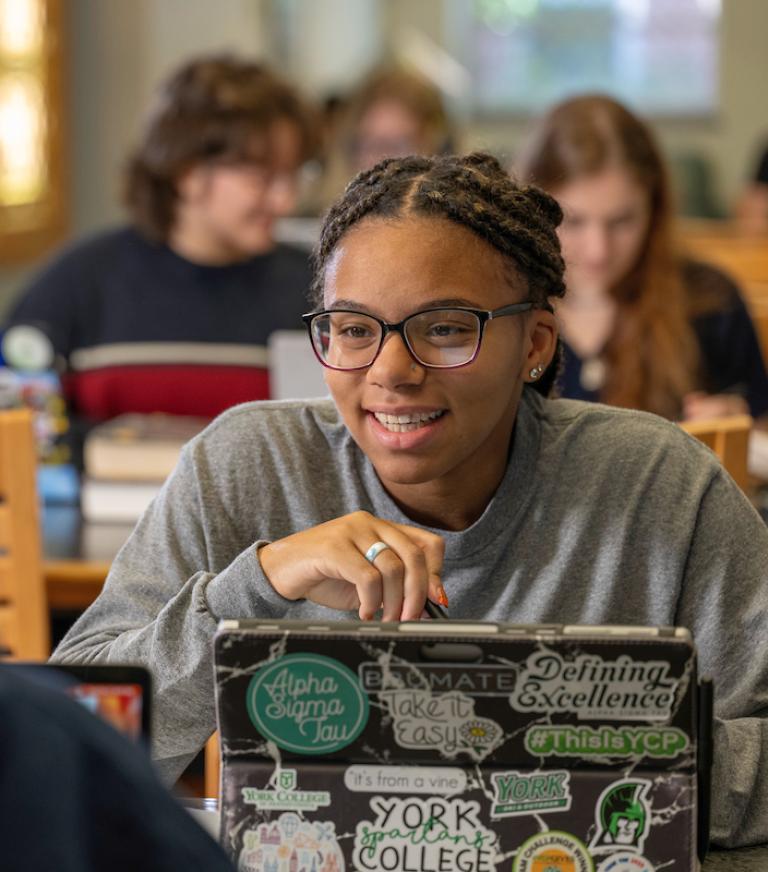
left=237, top=811, right=344, bottom=872
left=512, top=830, right=593, bottom=872
left=509, top=651, right=677, bottom=721
left=596, top=853, right=655, bottom=872
left=246, top=653, right=369, bottom=754
left=353, top=796, right=498, bottom=872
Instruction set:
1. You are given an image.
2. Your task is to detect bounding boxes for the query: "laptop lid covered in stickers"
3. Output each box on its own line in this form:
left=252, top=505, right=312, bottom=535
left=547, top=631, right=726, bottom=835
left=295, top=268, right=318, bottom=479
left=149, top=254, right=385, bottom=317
left=213, top=620, right=709, bottom=872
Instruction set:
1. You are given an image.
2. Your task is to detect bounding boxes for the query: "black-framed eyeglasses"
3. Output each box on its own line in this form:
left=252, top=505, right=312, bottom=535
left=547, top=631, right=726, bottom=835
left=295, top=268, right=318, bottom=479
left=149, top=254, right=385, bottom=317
left=301, top=302, right=534, bottom=371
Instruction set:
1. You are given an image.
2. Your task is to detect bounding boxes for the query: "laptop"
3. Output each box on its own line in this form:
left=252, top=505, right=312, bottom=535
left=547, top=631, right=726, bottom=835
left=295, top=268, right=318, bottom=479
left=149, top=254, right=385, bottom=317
left=214, top=620, right=711, bottom=871
left=2, top=662, right=152, bottom=747
left=268, top=330, right=329, bottom=401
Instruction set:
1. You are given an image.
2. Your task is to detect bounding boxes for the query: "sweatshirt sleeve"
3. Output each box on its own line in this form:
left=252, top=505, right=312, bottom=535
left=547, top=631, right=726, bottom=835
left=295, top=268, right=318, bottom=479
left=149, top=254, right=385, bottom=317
left=50, top=438, right=295, bottom=785
left=4, top=245, right=86, bottom=358
left=675, top=468, right=768, bottom=847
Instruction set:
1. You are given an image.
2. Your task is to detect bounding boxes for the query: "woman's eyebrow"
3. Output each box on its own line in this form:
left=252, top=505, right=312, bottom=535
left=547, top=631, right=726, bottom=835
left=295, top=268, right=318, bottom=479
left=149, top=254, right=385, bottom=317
left=328, top=299, right=372, bottom=312
left=328, top=297, right=483, bottom=312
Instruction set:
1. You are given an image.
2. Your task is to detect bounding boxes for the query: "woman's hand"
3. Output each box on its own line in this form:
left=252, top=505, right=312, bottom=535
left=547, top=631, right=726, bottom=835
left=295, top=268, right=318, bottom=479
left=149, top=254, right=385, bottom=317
left=682, top=391, right=750, bottom=421
left=258, top=511, right=446, bottom=621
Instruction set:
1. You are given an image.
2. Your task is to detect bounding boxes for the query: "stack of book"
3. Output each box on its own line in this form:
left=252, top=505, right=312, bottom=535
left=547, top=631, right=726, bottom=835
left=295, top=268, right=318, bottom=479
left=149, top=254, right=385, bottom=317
left=80, top=414, right=208, bottom=523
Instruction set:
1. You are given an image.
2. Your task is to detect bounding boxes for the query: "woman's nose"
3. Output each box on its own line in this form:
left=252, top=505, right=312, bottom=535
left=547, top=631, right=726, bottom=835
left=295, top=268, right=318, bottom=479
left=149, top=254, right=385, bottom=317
left=266, top=175, right=298, bottom=216
left=582, top=223, right=611, bottom=264
left=366, top=332, right=424, bottom=388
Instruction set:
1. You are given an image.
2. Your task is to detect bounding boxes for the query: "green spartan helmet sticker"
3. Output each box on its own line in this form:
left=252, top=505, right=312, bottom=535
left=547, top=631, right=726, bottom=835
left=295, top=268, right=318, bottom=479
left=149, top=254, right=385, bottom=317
left=590, top=778, right=651, bottom=854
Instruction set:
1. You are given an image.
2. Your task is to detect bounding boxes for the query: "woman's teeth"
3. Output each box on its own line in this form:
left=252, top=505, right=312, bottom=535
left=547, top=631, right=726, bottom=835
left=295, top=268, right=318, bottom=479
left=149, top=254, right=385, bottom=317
left=373, top=410, right=445, bottom=432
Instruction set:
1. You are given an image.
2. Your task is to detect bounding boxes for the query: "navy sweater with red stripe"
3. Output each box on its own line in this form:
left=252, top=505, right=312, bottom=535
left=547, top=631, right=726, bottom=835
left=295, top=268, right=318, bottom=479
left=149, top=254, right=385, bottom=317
left=6, top=227, right=312, bottom=421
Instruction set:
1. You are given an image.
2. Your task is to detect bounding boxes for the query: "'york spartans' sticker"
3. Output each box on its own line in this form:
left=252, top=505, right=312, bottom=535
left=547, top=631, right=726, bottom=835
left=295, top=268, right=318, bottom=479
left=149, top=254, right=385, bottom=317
left=513, top=830, right=593, bottom=872
left=354, top=796, right=498, bottom=871
left=247, top=653, right=369, bottom=754
left=589, top=779, right=652, bottom=855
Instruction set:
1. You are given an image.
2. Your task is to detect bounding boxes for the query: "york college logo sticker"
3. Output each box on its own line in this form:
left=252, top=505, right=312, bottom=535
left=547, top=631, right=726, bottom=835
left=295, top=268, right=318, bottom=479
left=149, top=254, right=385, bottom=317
left=247, top=653, right=369, bottom=754
left=513, top=830, right=593, bottom=872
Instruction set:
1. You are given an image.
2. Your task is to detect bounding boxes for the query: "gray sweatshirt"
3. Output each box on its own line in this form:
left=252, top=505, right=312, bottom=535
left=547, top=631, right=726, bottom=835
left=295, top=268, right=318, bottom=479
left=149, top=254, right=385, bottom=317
left=53, top=390, right=768, bottom=847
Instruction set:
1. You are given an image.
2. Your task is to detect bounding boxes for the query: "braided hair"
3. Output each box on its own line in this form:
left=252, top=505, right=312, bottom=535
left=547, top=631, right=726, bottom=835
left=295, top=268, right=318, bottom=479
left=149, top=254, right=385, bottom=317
left=311, top=152, right=566, bottom=396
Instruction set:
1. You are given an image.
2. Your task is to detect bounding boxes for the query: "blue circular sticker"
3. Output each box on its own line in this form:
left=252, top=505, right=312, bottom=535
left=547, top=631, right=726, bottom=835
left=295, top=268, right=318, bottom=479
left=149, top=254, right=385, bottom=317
left=247, top=653, right=369, bottom=754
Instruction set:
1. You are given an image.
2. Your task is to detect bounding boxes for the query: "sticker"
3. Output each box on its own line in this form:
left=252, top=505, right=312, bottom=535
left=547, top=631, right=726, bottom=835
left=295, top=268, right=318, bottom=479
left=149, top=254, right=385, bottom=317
left=359, top=661, right=518, bottom=696
left=589, top=779, right=652, bottom=855
left=509, top=652, right=677, bottom=721
left=524, top=725, right=689, bottom=759
left=247, top=653, right=369, bottom=754
left=512, top=830, right=593, bottom=872
left=353, top=796, right=497, bottom=871
left=238, top=812, right=344, bottom=872
left=490, top=769, right=572, bottom=817
left=344, top=765, right=467, bottom=794
left=241, top=768, right=331, bottom=811
left=380, top=689, right=503, bottom=760
left=2, top=324, right=54, bottom=371
left=597, top=853, right=655, bottom=871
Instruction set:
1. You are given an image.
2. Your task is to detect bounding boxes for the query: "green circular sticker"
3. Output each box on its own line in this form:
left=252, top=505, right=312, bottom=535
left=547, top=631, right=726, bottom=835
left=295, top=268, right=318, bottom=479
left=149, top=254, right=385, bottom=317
left=247, top=653, right=369, bottom=754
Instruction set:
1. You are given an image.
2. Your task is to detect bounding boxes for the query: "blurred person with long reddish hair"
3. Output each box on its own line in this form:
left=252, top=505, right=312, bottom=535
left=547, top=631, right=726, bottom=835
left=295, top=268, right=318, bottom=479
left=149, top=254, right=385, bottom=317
left=517, top=94, right=768, bottom=423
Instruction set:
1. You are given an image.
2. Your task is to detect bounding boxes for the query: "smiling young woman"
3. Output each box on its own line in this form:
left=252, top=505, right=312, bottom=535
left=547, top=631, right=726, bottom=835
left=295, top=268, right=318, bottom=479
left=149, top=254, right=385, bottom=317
left=53, top=152, right=768, bottom=847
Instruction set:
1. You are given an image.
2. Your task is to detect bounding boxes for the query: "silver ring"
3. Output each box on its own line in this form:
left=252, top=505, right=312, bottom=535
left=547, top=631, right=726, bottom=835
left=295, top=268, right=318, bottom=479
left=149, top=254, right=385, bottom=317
left=364, top=541, right=391, bottom=563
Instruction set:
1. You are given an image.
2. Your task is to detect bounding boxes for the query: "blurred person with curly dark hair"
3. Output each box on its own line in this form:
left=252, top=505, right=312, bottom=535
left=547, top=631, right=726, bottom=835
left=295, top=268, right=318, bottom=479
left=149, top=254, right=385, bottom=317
left=5, top=55, right=317, bottom=437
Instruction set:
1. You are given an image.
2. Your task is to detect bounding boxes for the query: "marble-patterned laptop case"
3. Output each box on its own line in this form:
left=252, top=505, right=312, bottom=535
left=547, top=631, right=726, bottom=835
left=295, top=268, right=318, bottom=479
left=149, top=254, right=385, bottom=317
left=214, top=621, right=704, bottom=872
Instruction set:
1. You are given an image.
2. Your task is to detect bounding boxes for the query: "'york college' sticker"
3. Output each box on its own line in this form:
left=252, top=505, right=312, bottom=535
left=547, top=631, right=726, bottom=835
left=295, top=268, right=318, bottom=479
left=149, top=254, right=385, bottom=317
left=513, top=830, right=593, bottom=872
left=247, top=653, right=369, bottom=754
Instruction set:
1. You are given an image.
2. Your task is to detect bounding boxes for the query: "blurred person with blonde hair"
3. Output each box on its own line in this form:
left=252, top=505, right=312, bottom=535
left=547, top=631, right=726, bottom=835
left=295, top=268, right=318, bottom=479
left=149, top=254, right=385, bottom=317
left=308, top=65, right=455, bottom=213
left=517, top=94, right=768, bottom=424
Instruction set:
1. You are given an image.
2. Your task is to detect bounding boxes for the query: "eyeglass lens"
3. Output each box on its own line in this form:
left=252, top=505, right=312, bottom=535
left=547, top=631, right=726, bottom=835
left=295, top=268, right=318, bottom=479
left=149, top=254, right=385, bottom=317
left=310, top=310, right=482, bottom=369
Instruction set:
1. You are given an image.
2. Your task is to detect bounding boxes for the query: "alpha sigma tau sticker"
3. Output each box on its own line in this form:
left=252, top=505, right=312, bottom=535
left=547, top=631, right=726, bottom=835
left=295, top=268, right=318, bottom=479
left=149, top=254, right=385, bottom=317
left=247, top=653, right=369, bottom=754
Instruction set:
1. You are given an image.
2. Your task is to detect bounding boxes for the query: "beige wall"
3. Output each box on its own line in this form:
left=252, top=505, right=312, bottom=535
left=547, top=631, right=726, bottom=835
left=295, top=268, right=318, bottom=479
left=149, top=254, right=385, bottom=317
left=2, top=0, right=767, bottom=315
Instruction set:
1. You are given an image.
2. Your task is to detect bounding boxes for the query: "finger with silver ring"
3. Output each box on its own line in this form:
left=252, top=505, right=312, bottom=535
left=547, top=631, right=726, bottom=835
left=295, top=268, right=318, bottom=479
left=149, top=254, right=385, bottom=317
left=364, top=540, right=391, bottom=563
left=361, top=539, right=404, bottom=621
